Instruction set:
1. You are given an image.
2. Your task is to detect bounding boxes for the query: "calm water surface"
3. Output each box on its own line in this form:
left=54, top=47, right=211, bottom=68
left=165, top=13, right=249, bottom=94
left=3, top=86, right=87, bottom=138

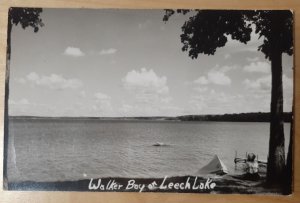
left=7, top=119, right=291, bottom=182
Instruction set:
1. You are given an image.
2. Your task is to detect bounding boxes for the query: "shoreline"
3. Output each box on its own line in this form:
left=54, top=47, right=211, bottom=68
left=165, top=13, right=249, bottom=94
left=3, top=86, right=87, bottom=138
left=6, top=175, right=285, bottom=194
left=8, top=111, right=292, bottom=123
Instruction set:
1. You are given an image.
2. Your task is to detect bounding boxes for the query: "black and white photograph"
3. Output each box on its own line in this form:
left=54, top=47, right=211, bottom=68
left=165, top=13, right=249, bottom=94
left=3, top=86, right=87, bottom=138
left=3, top=8, right=294, bottom=194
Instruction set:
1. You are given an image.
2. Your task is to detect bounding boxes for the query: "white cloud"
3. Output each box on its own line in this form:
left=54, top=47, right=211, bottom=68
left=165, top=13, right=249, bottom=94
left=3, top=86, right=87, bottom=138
left=207, top=70, right=231, bottom=85
left=9, top=98, right=56, bottom=116
left=243, top=75, right=271, bottom=91
left=187, top=90, right=248, bottom=114
left=19, top=72, right=83, bottom=90
left=194, top=70, right=231, bottom=86
left=194, top=87, right=208, bottom=93
left=224, top=54, right=231, bottom=59
left=194, top=76, right=209, bottom=85
left=243, top=75, right=292, bottom=92
left=225, top=27, right=263, bottom=53
left=188, top=95, right=206, bottom=112
left=99, top=48, right=117, bottom=55
left=122, top=68, right=169, bottom=95
left=243, top=61, right=270, bottom=73
left=243, top=74, right=293, bottom=111
left=242, top=74, right=293, bottom=112
left=63, top=46, right=85, bottom=57
left=95, top=92, right=111, bottom=100
left=219, top=65, right=236, bottom=73
left=246, top=57, right=260, bottom=62
left=193, top=65, right=234, bottom=86
left=187, top=86, right=280, bottom=115
left=121, top=68, right=177, bottom=116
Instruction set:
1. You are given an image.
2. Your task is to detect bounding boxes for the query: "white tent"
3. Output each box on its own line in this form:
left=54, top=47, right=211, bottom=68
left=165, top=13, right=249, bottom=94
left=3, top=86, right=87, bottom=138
left=197, top=155, right=228, bottom=175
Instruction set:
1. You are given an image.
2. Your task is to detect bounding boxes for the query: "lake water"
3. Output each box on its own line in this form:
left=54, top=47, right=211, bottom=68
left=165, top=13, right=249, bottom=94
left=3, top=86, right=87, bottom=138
left=7, top=118, right=291, bottom=182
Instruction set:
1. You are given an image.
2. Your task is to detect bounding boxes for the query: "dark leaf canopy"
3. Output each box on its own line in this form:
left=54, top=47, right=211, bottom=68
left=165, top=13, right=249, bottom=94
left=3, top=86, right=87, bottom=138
left=9, top=7, right=44, bottom=32
left=164, top=10, right=293, bottom=60
left=250, top=10, right=293, bottom=59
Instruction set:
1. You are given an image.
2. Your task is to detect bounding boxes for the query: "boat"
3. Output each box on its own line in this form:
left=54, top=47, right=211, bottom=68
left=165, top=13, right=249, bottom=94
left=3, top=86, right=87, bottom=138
left=152, top=142, right=167, bottom=147
left=197, top=155, right=228, bottom=175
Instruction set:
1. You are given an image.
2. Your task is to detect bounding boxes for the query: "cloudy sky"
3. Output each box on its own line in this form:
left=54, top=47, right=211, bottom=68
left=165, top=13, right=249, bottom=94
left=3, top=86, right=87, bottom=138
left=9, top=9, right=293, bottom=117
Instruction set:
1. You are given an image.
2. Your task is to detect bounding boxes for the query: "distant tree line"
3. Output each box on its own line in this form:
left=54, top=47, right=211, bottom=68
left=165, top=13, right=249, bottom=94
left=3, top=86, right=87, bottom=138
left=10, top=112, right=292, bottom=123
left=177, top=112, right=292, bottom=122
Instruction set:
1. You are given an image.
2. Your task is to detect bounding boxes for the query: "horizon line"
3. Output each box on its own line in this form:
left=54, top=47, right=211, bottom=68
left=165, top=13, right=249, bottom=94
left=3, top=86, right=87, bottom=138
left=8, top=111, right=292, bottom=118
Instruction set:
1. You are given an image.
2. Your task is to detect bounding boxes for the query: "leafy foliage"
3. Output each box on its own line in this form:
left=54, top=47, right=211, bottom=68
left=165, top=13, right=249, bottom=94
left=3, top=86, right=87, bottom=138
left=250, top=11, right=293, bottom=59
left=8, top=7, right=44, bottom=32
left=164, top=10, right=293, bottom=60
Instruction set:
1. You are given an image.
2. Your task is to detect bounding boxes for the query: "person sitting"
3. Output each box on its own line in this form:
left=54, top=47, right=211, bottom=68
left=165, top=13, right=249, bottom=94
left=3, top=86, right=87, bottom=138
left=244, top=153, right=260, bottom=181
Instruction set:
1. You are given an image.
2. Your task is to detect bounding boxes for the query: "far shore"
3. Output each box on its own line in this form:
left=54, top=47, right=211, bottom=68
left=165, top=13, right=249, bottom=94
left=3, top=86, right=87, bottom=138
left=9, top=111, right=292, bottom=123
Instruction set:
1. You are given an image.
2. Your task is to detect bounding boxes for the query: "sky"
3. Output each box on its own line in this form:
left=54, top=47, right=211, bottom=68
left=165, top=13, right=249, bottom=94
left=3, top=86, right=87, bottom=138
left=8, top=9, right=294, bottom=117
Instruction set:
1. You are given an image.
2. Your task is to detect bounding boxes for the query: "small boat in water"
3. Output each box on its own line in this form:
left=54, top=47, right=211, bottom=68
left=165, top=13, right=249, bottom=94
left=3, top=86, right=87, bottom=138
left=152, top=142, right=167, bottom=147
left=197, top=155, right=228, bottom=175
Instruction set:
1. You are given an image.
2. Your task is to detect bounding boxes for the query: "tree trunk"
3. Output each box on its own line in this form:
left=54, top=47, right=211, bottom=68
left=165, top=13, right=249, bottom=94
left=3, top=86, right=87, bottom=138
left=266, top=40, right=285, bottom=186
left=3, top=20, right=12, bottom=189
left=283, top=101, right=294, bottom=194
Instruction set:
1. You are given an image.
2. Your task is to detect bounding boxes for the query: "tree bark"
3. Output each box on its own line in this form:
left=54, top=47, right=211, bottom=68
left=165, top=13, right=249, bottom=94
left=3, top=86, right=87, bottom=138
left=283, top=101, right=294, bottom=194
left=3, top=19, right=12, bottom=189
left=266, top=34, right=285, bottom=185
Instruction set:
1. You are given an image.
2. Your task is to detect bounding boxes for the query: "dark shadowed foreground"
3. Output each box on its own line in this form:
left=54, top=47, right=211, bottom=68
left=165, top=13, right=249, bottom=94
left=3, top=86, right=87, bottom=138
left=7, top=175, right=284, bottom=194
